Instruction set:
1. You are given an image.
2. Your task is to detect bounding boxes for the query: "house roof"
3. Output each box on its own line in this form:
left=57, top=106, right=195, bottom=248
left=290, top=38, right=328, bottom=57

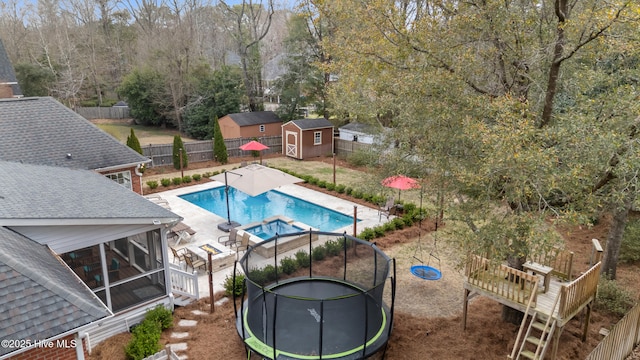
left=0, top=227, right=111, bottom=357
left=0, top=160, right=180, bottom=226
left=0, top=39, right=22, bottom=97
left=339, top=122, right=380, bottom=134
left=226, top=111, right=282, bottom=127
left=0, top=97, right=149, bottom=170
left=285, top=118, right=333, bottom=130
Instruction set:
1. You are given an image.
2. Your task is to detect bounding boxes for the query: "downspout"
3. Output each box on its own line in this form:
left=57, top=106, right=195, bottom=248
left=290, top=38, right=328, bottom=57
left=135, top=164, right=144, bottom=195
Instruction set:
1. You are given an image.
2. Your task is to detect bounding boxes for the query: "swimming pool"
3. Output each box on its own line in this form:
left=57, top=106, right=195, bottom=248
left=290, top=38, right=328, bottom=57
left=179, top=186, right=358, bottom=232
left=244, top=219, right=304, bottom=240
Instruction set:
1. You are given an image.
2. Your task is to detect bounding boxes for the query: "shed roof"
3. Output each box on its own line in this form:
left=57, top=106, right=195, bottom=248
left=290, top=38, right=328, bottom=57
left=0, top=39, right=22, bottom=97
left=0, top=227, right=111, bottom=357
left=285, top=118, right=333, bottom=130
left=0, top=97, right=149, bottom=170
left=339, top=122, right=381, bottom=134
left=0, top=160, right=179, bottom=226
left=226, top=111, right=282, bottom=127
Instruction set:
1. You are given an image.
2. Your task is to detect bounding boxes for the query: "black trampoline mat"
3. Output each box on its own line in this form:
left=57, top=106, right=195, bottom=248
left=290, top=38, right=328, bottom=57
left=243, top=279, right=387, bottom=359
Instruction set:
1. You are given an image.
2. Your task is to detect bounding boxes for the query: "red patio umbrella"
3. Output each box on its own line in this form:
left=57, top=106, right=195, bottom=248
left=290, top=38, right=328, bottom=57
left=382, top=175, right=420, bottom=201
left=239, top=140, right=269, bottom=164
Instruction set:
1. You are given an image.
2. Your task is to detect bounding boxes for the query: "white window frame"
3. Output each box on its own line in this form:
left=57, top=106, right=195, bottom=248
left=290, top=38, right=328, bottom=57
left=105, top=170, right=132, bottom=191
left=314, top=131, right=322, bottom=145
left=259, top=124, right=265, bottom=132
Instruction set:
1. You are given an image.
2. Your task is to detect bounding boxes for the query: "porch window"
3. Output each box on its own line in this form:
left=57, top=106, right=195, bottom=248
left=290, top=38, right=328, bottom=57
left=62, top=229, right=166, bottom=313
left=105, top=170, right=132, bottom=191
left=314, top=131, right=322, bottom=145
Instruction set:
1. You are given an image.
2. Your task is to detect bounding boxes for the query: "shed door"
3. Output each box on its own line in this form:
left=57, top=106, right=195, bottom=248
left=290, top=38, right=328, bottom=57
left=285, top=130, right=298, bottom=158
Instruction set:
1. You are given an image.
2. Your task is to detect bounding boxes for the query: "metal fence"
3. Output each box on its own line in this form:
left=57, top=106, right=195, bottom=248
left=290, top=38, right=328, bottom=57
left=75, top=107, right=130, bottom=119
left=142, top=135, right=282, bottom=167
left=586, top=302, right=640, bottom=360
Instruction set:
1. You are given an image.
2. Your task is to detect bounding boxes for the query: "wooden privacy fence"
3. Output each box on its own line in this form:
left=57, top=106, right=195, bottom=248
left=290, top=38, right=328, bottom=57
left=586, top=302, right=640, bottom=360
left=142, top=136, right=282, bottom=167
left=76, top=107, right=130, bottom=119
left=334, top=138, right=373, bottom=157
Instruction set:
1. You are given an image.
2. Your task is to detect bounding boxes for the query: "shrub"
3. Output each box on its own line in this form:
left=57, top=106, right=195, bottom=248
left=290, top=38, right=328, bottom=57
left=212, top=116, right=228, bottom=164
left=182, top=175, right=192, bottom=183
left=392, top=217, right=405, bottom=229
left=262, top=265, right=277, bottom=282
left=326, top=183, right=336, bottom=191
left=172, top=135, right=188, bottom=170
left=595, top=276, right=636, bottom=317
left=308, top=177, right=319, bottom=185
left=126, top=128, right=143, bottom=155
left=363, top=193, right=374, bottom=202
left=295, top=250, right=310, bottom=268
left=145, top=305, right=173, bottom=330
left=317, top=180, right=327, bottom=188
left=192, top=173, right=202, bottom=181
left=353, top=190, right=363, bottom=199
left=146, top=180, right=158, bottom=189
left=324, top=239, right=342, bottom=257
left=171, top=177, right=183, bottom=186
left=223, top=273, right=246, bottom=296
left=345, top=187, right=353, bottom=195
left=373, top=226, right=386, bottom=238
left=359, top=228, right=375, bottom=241
left=620, top=219, right=640, bottom=263
left=280, top=257, right=298, bottom=275
left=248, top=268, right=267, bottom=286
left=160, top=178, right=171, bottom=187
left=312, top=245, right=326, bottom=261
left=383, top=221, right=396, bottom=232
left=336, top=184, right=346, bottom=194
left=125, top=318, right=162, bottom=359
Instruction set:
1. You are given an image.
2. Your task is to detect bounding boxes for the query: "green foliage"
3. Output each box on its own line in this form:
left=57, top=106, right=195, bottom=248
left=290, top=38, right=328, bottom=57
left=262, top=265, right=277, bottom=282
left=248, top=268, right=267, bottom=286
left=383, top=221, right=396, bottom=232
left=336, top=184, right=346, bottom=193
left=14, top=62, right=55, bottom=97
left=595, top=276, right=636, bottom=317
left=345, top=187, right=353, bottom=195
left=160, top=178, right=171, bottom=187
left=359, top=228, right=375, bottom=241
left=172, top=135, right=188, bottom=170
left=280, top=256, right=298, bottom=275
left=620, top=219, right=640, bottom=263
left=326, top=183, right=336, bottom=191
left=171, top=177, right=183, bottom=185
left=323, top=239, right=342, bottom=257
left=295, top=250, right=310, bottom=268
left=373, top=227, right=386, bottom=238
left=212, top=117, right=228, bottom=164
left=317, top=180, right=327, bottom=188
left=223, top=273, right=246, bottom=296
left=347, top=149, right=378, bottom=167
left=146, top=180, right=158, bottom=189
left=312, top=245, right=326, bottom=261
left=192, top=174, right=202, bottom=181
left=118, top=68, right=168, bottom=126
left=182, top=175, right=192, bottom=183
left=145, top=305, right=173, bottom=330
left=126, top=128, right=143, bottom=154
left=392, top=217, right=405, bottom=229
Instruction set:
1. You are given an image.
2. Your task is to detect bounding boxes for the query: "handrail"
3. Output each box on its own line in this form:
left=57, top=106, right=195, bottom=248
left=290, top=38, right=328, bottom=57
left=533, top=292, right=561, bottom=359
left=169, top=267, right=200, bottom=300
left=509, top=280, right=540, bottom=359
left=558, top=262, right=601, bottom=321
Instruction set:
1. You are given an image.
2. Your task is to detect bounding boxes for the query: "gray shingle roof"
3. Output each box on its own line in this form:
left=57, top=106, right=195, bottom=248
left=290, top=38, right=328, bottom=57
left=339, top=122, right=380, bottom=134
left=0, top=227, right=110, bottom=356
left=0, top=39, right=22, bottom=97
left=0, top=97, right=149, bottom=170
left=288, top=118, right=333, bottom=130
left=0, top=161, right=179, bottom=224
left=227, top=111, right=282, bottom=126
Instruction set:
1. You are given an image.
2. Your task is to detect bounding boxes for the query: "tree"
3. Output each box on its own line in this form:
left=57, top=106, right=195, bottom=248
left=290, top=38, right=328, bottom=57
left=126, top=128, right=143, bottom=154
left=318, top=0, right=639, bottom=323
left=13, top=63, right=55, bottom=97
left=172, top=135, right=188, bottom=170
left=118, top=68, right=168, bottom=126
left=212, top=116, right=228, bottom=164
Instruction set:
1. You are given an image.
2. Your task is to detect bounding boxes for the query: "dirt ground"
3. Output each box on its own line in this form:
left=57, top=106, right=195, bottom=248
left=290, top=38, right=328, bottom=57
left=90, top=156, right=640, bottom=360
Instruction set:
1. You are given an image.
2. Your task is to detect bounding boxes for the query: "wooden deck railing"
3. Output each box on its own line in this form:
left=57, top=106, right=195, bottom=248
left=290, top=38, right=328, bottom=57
left=558, top=262, right=601, bottom=322
left=465, top=255, right=539, bottom=306
left=169, top=266, right=200, bottom=301
left=529, top=247, right=574, bottom=281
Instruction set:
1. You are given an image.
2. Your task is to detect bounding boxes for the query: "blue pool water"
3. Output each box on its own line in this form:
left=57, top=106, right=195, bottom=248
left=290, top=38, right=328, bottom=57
left=245, top=220, right=304, bottom=240
left=179, top=186, right=358, bottom=231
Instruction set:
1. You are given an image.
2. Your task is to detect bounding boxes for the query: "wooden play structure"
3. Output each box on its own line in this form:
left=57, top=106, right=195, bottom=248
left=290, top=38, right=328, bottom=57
left=462, top=244, right=602, bottom=360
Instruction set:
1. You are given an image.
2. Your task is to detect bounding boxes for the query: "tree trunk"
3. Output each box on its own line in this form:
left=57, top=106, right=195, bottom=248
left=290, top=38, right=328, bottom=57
left=602, top=191, right=635, bottom=279
left=502, top=253, right=525, bottom=324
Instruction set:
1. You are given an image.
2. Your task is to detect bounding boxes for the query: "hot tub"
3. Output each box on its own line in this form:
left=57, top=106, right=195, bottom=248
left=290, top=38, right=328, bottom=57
left=238, top=216, right=318, bottom=258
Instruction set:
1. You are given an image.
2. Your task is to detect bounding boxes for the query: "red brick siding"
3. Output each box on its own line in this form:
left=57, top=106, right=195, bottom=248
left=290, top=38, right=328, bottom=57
left=8, top=334, right=86, bottom=360
left=0, top=84, right=14, bottom=98
left=100, top=165, right=143, bottom=195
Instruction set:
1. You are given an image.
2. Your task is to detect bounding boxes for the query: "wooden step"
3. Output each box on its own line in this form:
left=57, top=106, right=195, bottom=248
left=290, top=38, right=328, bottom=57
left=520, top=350, right=538, bottom=360
left=531, top=321, right=549, bottom=332
left=526, top=336, right=544, bottom=347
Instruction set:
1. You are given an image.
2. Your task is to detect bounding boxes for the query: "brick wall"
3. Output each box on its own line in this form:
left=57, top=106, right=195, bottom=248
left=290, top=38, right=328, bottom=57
left=100, top=165, right=144, bottom=195
left=0, top=84, right=14, bottom=98
left=9, top=334, right=87, bottom=360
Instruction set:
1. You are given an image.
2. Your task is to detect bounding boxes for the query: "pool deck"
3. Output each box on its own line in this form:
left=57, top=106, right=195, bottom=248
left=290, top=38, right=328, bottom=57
left=155, top=180, right=385, bottom=298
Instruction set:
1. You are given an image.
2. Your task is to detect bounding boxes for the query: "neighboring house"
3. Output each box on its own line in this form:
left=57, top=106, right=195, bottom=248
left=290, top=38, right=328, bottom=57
left=338, top=122, right=388, bottom=144
left=0, top=97, right=150, bottom=194
left=218, top=111, right=282, bottom=139
left=0, top=160, right=182, bottom=360
left=0, top=39, right=22, bottom=99
left=282, top=118, right=334, bottom=160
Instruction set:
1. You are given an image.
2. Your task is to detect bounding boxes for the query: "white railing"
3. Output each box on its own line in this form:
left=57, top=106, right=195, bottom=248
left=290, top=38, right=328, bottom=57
left=169, top=266, right=199, bottom=300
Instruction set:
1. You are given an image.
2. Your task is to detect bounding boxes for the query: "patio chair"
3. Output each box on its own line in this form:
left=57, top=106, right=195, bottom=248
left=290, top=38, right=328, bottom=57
left=184, top=254, right=206, bottom=272
left=378, top=196, right=395, bottom=221
left=94, top=258, right=120, bottom=286
left=218, top=227, right=239, bottom=247
left=235, top=232, right=251, bottom=259
left=170, top=246, right=189, bottom=267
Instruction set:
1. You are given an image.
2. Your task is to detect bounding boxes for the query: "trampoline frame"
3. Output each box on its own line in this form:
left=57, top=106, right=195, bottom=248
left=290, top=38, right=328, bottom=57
left=233, top=231, right=396, bottom=360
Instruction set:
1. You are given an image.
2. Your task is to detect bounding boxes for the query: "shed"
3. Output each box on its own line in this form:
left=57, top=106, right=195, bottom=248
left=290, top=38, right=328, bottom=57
left=218, top=111, right=282, bottom=139
left=282, top=118, right=334, bottom=160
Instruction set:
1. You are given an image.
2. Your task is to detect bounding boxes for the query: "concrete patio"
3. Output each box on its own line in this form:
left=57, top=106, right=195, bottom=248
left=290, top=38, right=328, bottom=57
left=156, top=180, right=384, bottom=298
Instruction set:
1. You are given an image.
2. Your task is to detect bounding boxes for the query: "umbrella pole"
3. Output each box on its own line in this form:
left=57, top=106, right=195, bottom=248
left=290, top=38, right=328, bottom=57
left=225, top=172, right=231, bottom=225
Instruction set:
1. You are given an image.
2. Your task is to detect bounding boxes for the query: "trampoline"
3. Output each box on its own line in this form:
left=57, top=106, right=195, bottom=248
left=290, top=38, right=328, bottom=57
left=234, top=231, right=396, bottom=360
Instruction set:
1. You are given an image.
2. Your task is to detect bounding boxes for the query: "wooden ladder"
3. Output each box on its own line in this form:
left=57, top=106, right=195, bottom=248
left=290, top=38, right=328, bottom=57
left=509, top=292, right=560, bottom=360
